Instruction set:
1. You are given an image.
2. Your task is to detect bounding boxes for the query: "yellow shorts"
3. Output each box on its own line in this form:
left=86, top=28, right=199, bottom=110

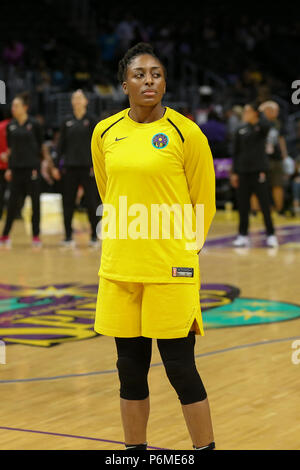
left=94, top=265, right=204, bottom=339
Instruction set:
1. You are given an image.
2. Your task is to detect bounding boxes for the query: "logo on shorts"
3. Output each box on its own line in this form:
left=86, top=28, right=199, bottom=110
left=152, top=133, right=169, bottom=149
left=172, top=267, right=194, bottom=277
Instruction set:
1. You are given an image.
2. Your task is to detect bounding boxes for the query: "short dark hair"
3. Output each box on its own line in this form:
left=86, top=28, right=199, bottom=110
left=15, top=91, right=30, bottom=107
left=117, top=42, right=167, bottom=84
left=246, top=101, right=259, bottom=113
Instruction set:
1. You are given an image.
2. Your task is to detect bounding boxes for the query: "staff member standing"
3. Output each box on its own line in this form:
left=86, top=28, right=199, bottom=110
left=91, top=43, right=216, bottom=451
left=57, top=89, right=99, bottom=247
left=231, top=102, right=278, bottom=248
left=0, top=92, right=46, bottom=247
left=259, top=101, right=288, bottom=214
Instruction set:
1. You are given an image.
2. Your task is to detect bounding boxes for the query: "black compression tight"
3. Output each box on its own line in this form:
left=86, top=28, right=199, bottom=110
left=115, top=332, right=207, bottom=405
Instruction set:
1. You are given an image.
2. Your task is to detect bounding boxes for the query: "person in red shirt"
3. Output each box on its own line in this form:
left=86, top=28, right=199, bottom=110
left=0, top=92, right=53, bottom=247
left=0, top=108, right=11, bottom=219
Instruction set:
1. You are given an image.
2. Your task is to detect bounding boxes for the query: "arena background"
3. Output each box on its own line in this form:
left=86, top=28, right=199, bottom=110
left=1, top=1, right=300, bottom=209
left=0, top=0, right=300, bottom=452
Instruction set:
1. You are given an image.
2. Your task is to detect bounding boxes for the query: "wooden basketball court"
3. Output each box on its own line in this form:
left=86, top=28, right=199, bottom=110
left=1, top=209, right=300, bottom=450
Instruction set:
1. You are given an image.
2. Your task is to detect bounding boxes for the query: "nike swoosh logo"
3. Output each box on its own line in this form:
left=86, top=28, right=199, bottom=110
left=115, top=136, right=128, bottom=141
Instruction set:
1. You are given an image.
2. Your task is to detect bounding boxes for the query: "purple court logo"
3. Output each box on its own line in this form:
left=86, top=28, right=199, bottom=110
left=152, top=133, right=169, bottom=149
left=1, top=282, right=299, bottom=347
left=0, top=282, right=237, bottom=347
left=0, top=283, right=99, bottom=347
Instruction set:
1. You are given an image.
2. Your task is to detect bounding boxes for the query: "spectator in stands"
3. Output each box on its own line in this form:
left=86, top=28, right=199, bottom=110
left=202, top=16, right=218, bottom=48
left=227, top=106, right=243, bottom=135
left=2, top=39, right=25, bottom=66
left=226, top=105, right=243, bottom=158
left=179, top=106, right=195, bottom=122
left=230, top=78, right=251, bottom=104
left=72, top=58, right=93, bottom=91
left=42, top=36, right=57, bottom=67
left=129, top=25, right=145, bottom=49
left=155, top=26, right=175, bottom=64
left=98, top=23, right=119, bottom=66
left=195, top=86, right=214, bottom=126
left=115, top=14, right=137, bottom=54
left=51, top=59, right=70, bottom=91
left=36, top=60, right=52, bottom=114
left=200, top=110, right=227, bottom=158
left=256, top=83, right=272, bottom=104
left=94, top=74, right=120, bottom=101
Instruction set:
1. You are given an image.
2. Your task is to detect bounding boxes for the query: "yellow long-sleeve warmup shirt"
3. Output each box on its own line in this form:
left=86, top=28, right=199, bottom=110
left=91, top=107, right=216, bottom=284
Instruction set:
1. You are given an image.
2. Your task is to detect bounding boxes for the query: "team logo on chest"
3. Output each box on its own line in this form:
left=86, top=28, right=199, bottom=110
left=152, top=133, right=169, bottom=149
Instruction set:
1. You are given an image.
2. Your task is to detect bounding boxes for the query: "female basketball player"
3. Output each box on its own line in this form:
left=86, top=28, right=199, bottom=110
left=91, top=43, right=216, bottom=451
left=0, top=92, right=49, bottom=247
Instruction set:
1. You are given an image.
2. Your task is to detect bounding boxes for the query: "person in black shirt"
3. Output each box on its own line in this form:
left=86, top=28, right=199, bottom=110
left=0, top=92, right=50, bottom=247
left=259, top=101, right=288, bottom=214
left=230, top=102, right=278, bottom=248
left=57, top=89, right=100, bottom=247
